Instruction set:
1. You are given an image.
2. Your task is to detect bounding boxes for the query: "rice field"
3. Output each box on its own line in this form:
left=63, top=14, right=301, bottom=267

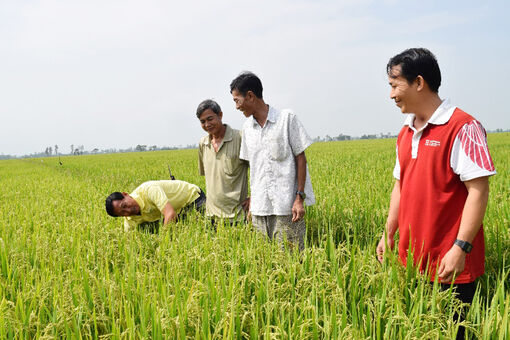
left=0, top=133, right=508, bottom=339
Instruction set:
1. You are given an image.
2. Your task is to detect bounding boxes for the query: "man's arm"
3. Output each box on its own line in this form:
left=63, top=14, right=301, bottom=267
left=145, top=184, right=178, bottom=226
left=240, top=163, right=251, bottom=215
left=376, top=180, right=400, bottom=262
left=437, top=176, right=489, bottom=283
left=292, top=151, right=307, bottom=222
left=124, top=218, right=137, bottom=232
left=162, top=201, right=177, bottom=226
left=198, top=143, right=205, bottom=176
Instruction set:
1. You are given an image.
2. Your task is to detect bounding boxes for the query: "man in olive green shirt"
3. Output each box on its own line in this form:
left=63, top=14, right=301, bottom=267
left=105, top=180, right=205, bottom=231
left=197, top=99, right=249, bottom=222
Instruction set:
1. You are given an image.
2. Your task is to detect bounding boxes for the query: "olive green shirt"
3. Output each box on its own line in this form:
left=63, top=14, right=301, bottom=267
left=198, top=125, right=248, bottom=219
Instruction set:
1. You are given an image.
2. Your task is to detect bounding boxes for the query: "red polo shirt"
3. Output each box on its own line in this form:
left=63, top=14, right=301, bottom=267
left=395, top=100, right=495, bottom=283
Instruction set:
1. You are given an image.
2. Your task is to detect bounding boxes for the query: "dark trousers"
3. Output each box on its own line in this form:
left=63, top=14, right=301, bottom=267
left=191, top=189, right=207, bottom=212
left=178, top=189, right=206, bottom=220
left=439, top=281, right=477, bottom=340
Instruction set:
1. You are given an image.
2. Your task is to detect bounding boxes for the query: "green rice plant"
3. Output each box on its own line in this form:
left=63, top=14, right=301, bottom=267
left=0, top=133, right=508, bottom=339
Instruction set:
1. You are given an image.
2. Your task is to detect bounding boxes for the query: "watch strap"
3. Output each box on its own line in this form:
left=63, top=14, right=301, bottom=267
left=454, top=239, right=473, bottom=253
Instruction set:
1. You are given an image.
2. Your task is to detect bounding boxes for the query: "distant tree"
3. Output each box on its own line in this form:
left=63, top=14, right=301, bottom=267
left=74, top=145, right=84, bottom=155
left=135, top=144, right=147, bottom=152
left=149, top=145, right=157, bottom=151
left=54, top=145, right=59, bottom=155
left=92, top=148, right=99, bottom=154
left=70, top=144, right=74, bottom=155
left=335, top=133, right=351, bottom=141
left=48, top=146, right=53, bottom=155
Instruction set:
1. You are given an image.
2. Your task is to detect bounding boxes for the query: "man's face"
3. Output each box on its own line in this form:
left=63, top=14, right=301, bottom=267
left=198, top=109, right=223, bottom=135
left=231, top=89, right=252, bottom=117
left=388, top=65, right=418, bottom=113
left=112, top=193, right=140, bottom=216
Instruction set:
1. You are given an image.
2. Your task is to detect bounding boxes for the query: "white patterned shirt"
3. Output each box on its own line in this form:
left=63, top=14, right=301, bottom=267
left=240, top=106, right=315, bottom=216
left=393, top=99, right=497, bottom=181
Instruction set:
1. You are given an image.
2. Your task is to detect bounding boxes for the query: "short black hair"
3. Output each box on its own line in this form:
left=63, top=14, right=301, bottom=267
left=230, top=71, right=263, bottom=99
left=196, top=99, right=222, bottom=118
left=105, top=192, right=124, bottom=217
left=387, top=48, right=441, bottom=93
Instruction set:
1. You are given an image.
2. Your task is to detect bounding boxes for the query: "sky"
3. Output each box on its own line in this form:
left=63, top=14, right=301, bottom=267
left=1, top=0, right=509, bottom=156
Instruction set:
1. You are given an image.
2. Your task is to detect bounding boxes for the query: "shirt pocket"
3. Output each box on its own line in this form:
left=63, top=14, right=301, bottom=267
left=269, top=133, right=289, bottom=161
left=223, top=155, right=238, bottom=176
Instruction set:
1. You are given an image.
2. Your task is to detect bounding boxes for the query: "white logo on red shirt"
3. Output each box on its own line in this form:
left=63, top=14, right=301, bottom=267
left=458, top=121, right=495, bottom=171
left=425, top=139, right=441, bottom=147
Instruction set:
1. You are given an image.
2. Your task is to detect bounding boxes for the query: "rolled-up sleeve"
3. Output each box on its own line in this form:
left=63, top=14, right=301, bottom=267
left=124, top=218, right=137, bottom=232
left=393, top=145, right=400, bottom=180
left=239, top=128, right=249, bottom=161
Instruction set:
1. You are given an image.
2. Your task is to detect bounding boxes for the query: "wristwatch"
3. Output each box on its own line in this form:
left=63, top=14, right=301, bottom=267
left=296, top=191, right=306, bottom=200
left=454, top=239, right=473, bottom=253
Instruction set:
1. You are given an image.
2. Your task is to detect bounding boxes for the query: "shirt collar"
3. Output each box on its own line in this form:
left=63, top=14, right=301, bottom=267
left=251, top=105, right=278, bottom=126
left=403, top=98, right=456, bottom=128
left=223, top=124, right=233, bottom=142
left=203, top=124, right=232, bottom=145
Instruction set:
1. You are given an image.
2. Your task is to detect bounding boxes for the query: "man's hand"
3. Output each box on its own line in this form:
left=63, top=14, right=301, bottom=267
left=241, top=197, right=250, bottom=212
left=436, top=176, right=488, bottom=283
left=241, top=197, right=251, bottom=220
left=292, top=195, right=305, bottom=222
left=376, top=232, right=395, bottom=263
left=162, top=202, right=177, bottom=226
left=293, top=151, right=307, bottom=223
left=377, top=180, right=400, bottom=263
left=437, top=245, right=466, bottom=283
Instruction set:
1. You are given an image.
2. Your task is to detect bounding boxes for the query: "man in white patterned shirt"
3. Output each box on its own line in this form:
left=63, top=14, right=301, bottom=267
left=230, top=71, right=315, bottom=251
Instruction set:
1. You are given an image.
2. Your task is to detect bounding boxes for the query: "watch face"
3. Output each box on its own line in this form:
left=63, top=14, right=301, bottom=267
left=455, top=239, right=472, bottom=253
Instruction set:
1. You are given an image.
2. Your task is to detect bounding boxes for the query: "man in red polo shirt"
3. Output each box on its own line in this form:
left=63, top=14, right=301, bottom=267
left=376, top=48, right=496, bottom=336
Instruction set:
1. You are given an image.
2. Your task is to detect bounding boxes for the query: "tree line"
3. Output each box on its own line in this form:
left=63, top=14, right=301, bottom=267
left=1, top=128, right=508, bottom=160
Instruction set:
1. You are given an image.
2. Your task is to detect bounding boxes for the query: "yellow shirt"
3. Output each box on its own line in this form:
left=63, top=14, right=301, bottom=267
left=123, top=180, right=200, bottom=231
left=198, top=125, right=248, bottom=219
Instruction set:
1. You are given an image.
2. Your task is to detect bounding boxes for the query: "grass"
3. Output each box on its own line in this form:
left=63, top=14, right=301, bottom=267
left=0, top=133, right=508, bottom=339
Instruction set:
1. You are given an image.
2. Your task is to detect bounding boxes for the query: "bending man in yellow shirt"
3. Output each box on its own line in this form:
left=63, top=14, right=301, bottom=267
left=105, top=180, right=206, bottom=231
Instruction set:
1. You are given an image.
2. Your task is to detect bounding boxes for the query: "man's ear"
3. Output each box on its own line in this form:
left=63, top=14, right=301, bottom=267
left=122, top=192, right=129, bottom=197
left=218, top=111, right=223, bottom=120
left=415, top=75, right=425, bottom=91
